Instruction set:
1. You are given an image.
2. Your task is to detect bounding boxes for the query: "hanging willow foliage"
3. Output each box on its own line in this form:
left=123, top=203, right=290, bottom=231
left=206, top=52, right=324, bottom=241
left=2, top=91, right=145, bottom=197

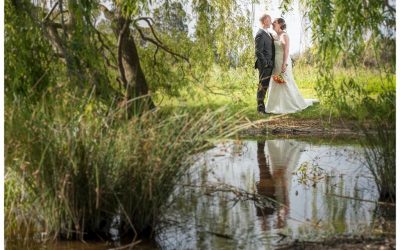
left=6, top=0, right=256, bottom=115
left=281, top=0, right=395, bottom=202
left=281, top=0, right=395, bottom=102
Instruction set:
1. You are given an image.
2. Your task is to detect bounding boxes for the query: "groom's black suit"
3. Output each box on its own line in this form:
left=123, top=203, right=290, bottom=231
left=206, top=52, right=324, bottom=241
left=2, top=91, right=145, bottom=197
left=255, top=28, right=275, bottom=111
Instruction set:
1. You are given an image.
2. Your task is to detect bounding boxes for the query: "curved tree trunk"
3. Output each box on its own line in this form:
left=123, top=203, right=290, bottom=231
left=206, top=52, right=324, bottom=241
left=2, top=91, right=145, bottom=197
left=114, top=8, right=155, bottom=117
left=18, top=1, right=155, bottom=117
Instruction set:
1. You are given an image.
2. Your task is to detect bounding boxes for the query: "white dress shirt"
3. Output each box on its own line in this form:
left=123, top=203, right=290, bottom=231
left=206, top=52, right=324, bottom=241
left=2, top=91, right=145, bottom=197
left=262, top=28, right=272, bottom=39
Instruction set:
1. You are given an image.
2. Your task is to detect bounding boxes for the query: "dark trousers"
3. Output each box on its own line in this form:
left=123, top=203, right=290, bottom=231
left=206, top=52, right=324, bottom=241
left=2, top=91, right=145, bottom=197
left=256, top=65, right=273, bottom=110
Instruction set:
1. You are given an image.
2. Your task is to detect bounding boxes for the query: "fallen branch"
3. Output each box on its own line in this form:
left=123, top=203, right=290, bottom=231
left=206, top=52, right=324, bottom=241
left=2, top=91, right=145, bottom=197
left=181, top=183, right=279, bottom=207
left=326, top=193, right=395, bottom=207
left=108, top=240, right=142, bottom=250
left=205, top=230, right=234, bottom=239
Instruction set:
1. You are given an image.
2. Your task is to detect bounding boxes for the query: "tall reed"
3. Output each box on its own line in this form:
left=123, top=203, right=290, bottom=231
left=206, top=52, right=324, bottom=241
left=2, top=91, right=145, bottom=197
left=328, top=78, right=395, bottom=202
left=360, top=90, right=395, bottom=202
left=5, top=93, right=243, bottom=242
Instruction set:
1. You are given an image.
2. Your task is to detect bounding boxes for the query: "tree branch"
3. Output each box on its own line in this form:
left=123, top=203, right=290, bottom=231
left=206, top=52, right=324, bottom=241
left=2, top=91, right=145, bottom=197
left=42, top=1, right=59, bottom=22
left=88, top=20, right=118, bottom=64
left=153, top=46, right=159, bottom=65
left=133, top=23, right=190, bottom=64
left=47, top=22, right=63, bottom=29
left=59, top=0, right=67, bottom=37
left=99, top=4, right=115, bottom=20
left=134, top=17, right=164, bottom=45
left=384, top=0, right=396, bottom=15
left=50, top=10, right=69, bottom=22
left=100, top=49, right=118, bottom=70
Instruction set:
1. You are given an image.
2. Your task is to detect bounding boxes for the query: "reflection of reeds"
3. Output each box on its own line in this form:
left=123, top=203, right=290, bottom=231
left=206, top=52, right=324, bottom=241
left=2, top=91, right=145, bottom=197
left=5, top=96, right=241, bottom=242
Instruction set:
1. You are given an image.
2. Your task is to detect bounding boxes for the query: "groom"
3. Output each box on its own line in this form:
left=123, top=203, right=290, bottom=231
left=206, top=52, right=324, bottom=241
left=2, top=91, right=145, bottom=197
left=254, top=14, right=275, bottom=114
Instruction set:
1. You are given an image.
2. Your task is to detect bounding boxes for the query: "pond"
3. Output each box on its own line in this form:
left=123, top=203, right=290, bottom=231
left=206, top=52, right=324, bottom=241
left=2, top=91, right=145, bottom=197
left=157, top=139, right=394, bottom=249
left=6, top=138, right=394, bottom=250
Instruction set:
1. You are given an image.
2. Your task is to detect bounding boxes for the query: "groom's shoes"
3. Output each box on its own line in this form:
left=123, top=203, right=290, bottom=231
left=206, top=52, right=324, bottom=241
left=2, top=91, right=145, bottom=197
left=257, top=104, right=267, bottom=115
left=257, top=103, right=267, bottom=115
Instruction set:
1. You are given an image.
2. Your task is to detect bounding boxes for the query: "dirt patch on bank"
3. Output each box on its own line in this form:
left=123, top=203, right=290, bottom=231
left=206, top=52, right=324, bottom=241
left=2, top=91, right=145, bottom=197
left=240, top=115, right=366, bottom=138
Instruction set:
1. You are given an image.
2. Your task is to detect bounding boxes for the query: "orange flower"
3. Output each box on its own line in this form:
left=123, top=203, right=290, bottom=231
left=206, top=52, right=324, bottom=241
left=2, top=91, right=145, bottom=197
left=272, top=73, right=286, bottom=84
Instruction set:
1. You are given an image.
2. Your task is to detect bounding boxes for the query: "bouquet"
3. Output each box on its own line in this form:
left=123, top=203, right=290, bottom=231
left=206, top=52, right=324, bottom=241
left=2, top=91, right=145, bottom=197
left=272, top=73, right=286, bottom=84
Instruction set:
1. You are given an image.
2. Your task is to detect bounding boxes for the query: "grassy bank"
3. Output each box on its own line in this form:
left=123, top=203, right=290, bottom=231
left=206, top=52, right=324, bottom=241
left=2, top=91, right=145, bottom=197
left=155, top=64, right=394, bottom=121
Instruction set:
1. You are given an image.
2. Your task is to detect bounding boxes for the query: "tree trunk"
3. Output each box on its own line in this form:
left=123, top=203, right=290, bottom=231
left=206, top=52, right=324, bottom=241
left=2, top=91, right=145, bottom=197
left=114, top=8, right=155, bottom=117
left=16, top=0, right=118, bottom=102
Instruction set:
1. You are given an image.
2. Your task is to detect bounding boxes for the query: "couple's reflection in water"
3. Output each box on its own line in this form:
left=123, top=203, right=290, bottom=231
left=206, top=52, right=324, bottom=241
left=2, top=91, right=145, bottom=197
left=255, top=140, right=305, bottom=230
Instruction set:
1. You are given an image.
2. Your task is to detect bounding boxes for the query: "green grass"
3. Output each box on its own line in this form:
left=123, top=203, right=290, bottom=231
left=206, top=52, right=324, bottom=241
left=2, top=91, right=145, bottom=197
left=154, top=64, right=394, bottom=122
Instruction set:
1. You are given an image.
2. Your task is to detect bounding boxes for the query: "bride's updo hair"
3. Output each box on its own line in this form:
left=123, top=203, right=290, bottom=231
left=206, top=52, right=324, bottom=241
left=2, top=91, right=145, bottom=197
left=276, top=18, right=287, bottom=30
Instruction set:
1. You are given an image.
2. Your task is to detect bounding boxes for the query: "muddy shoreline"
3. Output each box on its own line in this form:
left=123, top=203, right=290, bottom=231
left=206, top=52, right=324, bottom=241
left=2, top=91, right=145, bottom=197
left=239, top=116, right=373, bottom=138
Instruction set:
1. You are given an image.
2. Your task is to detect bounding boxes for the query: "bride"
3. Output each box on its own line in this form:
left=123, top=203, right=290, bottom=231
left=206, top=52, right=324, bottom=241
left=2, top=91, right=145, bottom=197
left=265, top=18, right=317, bottom=114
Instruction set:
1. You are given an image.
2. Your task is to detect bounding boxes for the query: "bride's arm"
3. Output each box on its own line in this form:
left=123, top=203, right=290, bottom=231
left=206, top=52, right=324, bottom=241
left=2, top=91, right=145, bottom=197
left=281, top=34, right=290, bottom=73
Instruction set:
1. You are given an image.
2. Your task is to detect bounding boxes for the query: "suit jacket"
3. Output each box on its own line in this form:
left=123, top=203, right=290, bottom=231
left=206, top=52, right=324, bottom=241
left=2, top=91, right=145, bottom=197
left=254, top=29, right=275, bottom=70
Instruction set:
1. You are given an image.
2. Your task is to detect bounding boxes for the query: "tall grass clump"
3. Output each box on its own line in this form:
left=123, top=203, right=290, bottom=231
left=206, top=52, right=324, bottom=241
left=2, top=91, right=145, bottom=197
left=319, top=76, right=395, bottom=202
left=360, top=90, right=395, bottom=202
left=5, top=93, right=242, bottom=242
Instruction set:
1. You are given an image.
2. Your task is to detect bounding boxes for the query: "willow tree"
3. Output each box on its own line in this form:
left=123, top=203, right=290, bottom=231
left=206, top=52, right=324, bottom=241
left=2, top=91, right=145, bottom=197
left=6, top=0, right=254, bottom=116
left=281, top=0, right=395, bottom=201
left=5, top=0, right=254, bottom=240
left=281, top=0, right=395, bottom=100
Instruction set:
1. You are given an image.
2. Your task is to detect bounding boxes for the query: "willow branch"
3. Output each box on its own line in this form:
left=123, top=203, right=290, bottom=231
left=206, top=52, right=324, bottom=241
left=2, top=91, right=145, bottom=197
left=384, top=0, right=396, bottom=15
left=42, top=1, right=59, bottom=22
left=59, top=0, right=67, bottom=37
left=153, top=46, right=159, bottom=65
left=133, top=23, right=189, bottom=64
left=133, top=17, right=164, bottom=45
left=100, top=49, right=118, bottom=70
left=99, top=4, right=115, bottom=20
left=50, top=10, right=69, bottom=22
left=89, top=20, right=118, bottom=64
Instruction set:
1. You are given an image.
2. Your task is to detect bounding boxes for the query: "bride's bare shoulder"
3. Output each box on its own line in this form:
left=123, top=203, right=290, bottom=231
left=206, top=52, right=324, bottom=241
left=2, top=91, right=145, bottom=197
left=281, top=32, right=290, bottom=42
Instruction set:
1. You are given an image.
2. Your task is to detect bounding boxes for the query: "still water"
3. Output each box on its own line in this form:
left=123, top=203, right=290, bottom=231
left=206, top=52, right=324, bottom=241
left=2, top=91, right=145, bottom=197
left=7, top=138, right=393, bottom=250
left=158, top=139, right=389, bottom=249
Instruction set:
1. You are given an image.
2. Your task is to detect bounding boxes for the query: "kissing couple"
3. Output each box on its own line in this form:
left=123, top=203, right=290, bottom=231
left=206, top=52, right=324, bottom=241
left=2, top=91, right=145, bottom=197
left=255, top=14, right=317, bottom=115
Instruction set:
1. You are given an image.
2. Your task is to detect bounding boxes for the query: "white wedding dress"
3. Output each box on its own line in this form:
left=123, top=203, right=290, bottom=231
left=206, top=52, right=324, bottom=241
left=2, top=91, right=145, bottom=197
left=265, top=39, right=317, bottom=114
